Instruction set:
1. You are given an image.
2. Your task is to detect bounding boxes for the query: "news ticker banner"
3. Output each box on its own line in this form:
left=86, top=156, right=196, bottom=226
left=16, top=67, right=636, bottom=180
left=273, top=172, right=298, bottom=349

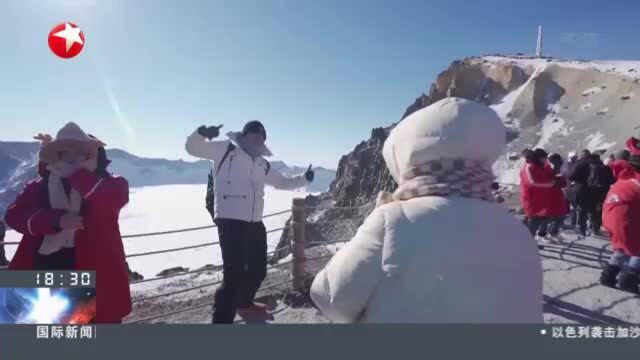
left=0, top=325, right=639, bottom=358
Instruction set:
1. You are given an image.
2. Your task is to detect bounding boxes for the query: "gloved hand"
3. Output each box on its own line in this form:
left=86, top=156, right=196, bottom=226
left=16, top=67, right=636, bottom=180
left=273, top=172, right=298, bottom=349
left=197, top=125, right=224, bottom=140
left=57, top=214, right=84, bottom=231
left=305, top=164, right=315, bottom=182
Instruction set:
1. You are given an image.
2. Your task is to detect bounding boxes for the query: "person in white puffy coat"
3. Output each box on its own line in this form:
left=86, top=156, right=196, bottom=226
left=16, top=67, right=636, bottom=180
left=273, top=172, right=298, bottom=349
left=310, top=98, right=543, bottom=323
left=186, top=120, right=314, bottom=323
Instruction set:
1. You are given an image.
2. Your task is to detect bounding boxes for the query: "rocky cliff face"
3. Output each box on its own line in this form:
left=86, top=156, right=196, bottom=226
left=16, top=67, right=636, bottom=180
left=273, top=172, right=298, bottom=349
left=273, top=54, right=640, bottom=262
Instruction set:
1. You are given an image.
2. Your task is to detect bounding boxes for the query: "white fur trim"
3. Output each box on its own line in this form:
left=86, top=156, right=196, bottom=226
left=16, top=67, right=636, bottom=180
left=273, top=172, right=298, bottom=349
left=27, top=210, right=43, bottom=236
left=84, top=178, right=105, bottom=199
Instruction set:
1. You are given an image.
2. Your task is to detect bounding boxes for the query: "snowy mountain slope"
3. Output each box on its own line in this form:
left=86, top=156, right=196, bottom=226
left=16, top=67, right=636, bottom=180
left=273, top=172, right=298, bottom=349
left=462, top=55, right=640, bottom=184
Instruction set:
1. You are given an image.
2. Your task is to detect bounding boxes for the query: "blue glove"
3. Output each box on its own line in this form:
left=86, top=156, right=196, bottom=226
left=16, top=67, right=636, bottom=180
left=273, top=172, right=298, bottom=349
left=305, top=164, right=315, bottom=182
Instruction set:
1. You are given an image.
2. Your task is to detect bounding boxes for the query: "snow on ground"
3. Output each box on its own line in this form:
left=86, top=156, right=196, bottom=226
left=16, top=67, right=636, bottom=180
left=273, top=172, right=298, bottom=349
left=585, top=132, right=616, bottom=152
left=581, top=103, right=592, bottom=111
left=492, top=156, right=522, bottom=185
left=489, top=64, right=548, bottom=123
left=534, top=115, right=566, bottom=150
left=582, top=87, right=604, bottom=96
left=5, top=184, right=310, bottom=279
left=482, top=56, right=640, bottom=79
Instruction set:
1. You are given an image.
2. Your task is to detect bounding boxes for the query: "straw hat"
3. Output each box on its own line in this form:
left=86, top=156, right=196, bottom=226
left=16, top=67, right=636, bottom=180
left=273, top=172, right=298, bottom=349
left=39, top=122, right=100, bottom=164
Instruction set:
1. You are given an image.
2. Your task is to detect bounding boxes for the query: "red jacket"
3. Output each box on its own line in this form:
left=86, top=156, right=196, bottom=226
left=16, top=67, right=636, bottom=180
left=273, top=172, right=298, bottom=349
left=546, top=165, right=570, bottom=218
left=603, top=178, right=640, bottom=256
left=520, top=160, right=556, bottom=217
left=627, top=137, right=640, bottom=156
left=5, top=168, right=131, bottom=323
left=609, top=159, right=635, bottom=182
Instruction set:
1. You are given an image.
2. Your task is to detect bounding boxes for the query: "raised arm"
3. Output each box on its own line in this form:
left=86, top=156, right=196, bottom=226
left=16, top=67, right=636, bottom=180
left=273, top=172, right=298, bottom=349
left=185, top=127, right=230, bottom=162
left=264, top=169, right=309, bottom=190
left=310, top=209, right=386, bottom=323
left=525, top=164, right=554, bottom=188
left=68, top=169, right=129, bottom=215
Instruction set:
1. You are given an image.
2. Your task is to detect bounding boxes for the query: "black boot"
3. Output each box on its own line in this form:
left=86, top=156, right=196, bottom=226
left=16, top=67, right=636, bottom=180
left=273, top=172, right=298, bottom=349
left=600, top=264, right=622, bottom=288
left=616, top=268, right=640, bottom=294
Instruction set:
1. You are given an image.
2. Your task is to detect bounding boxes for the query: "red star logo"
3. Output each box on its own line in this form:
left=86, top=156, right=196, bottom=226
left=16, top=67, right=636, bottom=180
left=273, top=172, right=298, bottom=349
left=48, top=22, right=85, bottom=59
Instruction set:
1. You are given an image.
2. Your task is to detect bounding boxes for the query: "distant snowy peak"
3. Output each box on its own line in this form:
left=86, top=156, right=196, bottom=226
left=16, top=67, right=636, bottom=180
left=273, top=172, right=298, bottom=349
left=479, top=55, right=640, bottom=79
left=0, top=141, right=336, bottom=217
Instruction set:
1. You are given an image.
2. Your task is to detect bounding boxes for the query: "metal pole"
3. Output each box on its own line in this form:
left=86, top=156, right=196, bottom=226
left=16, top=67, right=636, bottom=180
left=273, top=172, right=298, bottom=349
left=291, top=198, right=307, bottom=292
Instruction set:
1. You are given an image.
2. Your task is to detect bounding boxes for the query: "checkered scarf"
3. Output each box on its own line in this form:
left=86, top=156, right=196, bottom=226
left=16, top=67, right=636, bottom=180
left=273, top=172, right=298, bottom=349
left=376, top=158, right=495, bottom=207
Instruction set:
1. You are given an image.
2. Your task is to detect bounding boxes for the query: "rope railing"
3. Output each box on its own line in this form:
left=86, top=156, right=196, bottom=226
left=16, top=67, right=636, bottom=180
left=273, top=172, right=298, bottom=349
left=306, top=220, right=357, bottom=225
left=126, top=241, right=220, bottom=258
left=306, top=239, right=350, bottom=247
left=125, top=225, right=291, bottom=259
left=131, top=253, right=294, bottom=285
left=304, top=254, right=335, bottom=262
left=265, top=259, right=293, bottom=272
left=266, top=226, right=289, bottom=234
left=122, top=225, right=216, bottom=239
left=121, top=209, right=292, bottom=239
left=130, top=266, right=221, bottom=285
left=297, top=205, right=370, bottom=210
left=125, top=301, right=215, bottom=324
left=132, top=279, right=224, bottom=304
left=2, top=198, right=360, bottom=323
left=131, top=260, right=294, bottom=302
left=266, top=244, right=292, bottom=256
left=132, top=246, right=295, bottom=285
left=125, top=279, right=295, bottom=324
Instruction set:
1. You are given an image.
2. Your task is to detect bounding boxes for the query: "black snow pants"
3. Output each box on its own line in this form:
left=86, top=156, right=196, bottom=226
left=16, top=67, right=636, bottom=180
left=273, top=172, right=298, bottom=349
left=212, top=219, right=267, bottom=324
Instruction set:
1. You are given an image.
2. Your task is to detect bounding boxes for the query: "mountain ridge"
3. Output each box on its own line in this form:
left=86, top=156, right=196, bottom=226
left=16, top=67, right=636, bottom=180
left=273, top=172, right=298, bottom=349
left=0, top=142, right=336, bottom=217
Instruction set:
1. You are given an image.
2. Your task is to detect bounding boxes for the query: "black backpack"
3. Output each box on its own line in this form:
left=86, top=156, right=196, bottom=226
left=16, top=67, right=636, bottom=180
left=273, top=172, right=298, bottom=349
left=587, top=162, right=613, bottom=189
left=205, top=143, right=271, bottom=215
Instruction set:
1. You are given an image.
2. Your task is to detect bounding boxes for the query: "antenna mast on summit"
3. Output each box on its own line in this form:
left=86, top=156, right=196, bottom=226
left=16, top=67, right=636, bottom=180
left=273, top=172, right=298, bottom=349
left=536, top=25, right=543, bottom=57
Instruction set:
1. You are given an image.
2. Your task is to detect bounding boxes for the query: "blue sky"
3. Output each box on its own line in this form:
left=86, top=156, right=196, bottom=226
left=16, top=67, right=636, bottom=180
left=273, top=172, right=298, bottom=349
left=0, top=0, right=638, bottom=169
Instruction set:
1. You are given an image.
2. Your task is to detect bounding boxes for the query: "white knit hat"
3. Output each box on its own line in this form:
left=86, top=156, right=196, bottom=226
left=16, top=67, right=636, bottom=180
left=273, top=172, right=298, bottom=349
left=39, top=122, right=99, bottom=163
left=382, top=98, right=506, bottom=184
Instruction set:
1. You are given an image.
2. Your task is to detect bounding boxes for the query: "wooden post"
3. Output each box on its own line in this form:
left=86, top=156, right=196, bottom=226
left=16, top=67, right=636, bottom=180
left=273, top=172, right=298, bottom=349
left=291, top=198, right=307, bottom=292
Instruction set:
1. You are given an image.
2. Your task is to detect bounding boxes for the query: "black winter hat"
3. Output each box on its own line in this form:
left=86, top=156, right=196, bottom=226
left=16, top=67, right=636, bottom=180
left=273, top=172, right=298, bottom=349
left=629, top=155, right=640, bottom=171
left=241, top=120, right=267, bottom=140
left=532, top=148, right=548, bottom=160
left=548, top=152, right=563, bottom=166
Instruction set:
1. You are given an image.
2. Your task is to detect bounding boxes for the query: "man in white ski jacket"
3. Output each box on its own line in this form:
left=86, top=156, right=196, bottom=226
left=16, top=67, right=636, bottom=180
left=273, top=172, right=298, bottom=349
left=310, top=98, right=543, bottom=323
left=186, top=120, right=313, bottom=323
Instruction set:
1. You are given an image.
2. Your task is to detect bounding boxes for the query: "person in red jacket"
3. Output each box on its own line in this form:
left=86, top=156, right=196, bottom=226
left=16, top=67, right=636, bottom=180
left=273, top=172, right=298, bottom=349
left=609, top=149, right=634, bottom=182
left=544, top=153, right=570, bottom=242
left=600, top=154, right=640, bottom=293
left=5, top=123, right=131, bottom=323
left=520, top=148, right=555, bottom=240
left=626, top=137, right=640, bottom=156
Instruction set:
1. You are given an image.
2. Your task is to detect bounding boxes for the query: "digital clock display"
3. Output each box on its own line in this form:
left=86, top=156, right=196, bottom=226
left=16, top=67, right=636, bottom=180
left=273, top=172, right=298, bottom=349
left=35, top=272, right=95, bottom=288
left=0, top=271, right=96, bottom=288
